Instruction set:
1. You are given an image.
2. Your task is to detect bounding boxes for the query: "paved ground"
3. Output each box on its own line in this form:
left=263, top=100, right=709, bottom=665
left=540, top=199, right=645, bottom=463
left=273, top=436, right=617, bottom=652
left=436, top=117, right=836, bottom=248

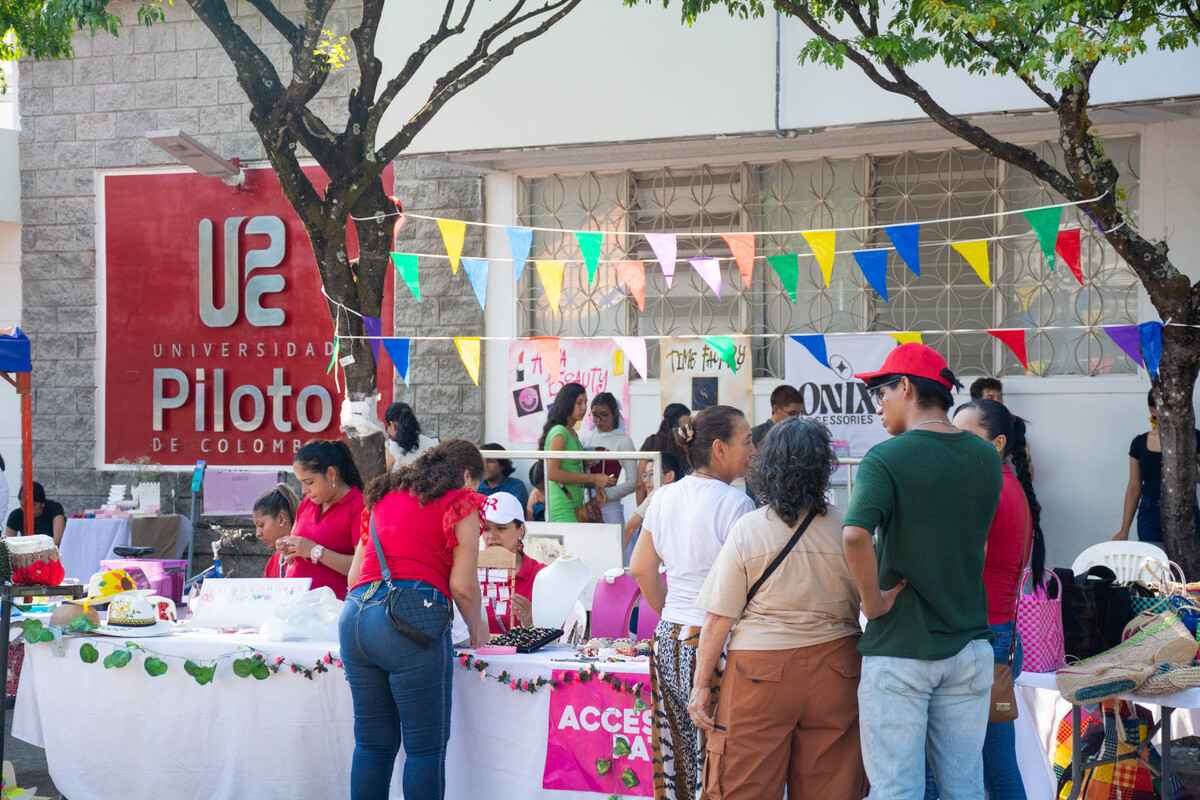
left=3, top=717, right=58, bottom=798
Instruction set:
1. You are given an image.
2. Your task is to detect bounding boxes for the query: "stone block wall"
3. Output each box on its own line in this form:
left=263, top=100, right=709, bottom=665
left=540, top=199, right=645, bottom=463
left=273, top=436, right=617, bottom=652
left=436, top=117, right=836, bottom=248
left=17, top=1, right=483, bottom=512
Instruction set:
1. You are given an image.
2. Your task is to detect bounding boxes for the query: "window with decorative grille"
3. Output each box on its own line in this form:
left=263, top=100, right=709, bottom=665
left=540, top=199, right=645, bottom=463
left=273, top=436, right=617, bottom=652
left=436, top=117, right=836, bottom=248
left=516, top=136, right=1140, bottom=379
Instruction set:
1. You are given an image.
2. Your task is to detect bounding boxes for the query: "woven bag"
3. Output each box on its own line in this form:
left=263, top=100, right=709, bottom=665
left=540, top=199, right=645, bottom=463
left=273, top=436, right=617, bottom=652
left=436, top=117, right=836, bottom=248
left=1056, top=611, right=1197, bottom=703
left=1016, top=569, right=1066, bottom=673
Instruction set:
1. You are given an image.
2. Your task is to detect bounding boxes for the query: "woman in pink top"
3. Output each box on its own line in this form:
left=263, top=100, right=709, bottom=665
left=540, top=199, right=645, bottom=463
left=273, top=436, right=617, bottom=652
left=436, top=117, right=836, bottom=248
left=280, top=440, right=364, bottom=600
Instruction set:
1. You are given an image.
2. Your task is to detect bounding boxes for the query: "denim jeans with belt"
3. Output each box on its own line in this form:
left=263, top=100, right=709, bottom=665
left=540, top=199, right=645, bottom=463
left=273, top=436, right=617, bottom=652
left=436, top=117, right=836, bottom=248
left=859, top=638, right=993, bottom=800
left=923, top=622, right=1026, bottom=800
left=339, top=579, right=453, bottom=800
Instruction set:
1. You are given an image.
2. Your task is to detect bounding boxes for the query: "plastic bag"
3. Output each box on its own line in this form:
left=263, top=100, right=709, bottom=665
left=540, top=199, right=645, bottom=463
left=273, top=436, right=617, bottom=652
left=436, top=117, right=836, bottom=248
left=260, top=587, right=343, bottom=642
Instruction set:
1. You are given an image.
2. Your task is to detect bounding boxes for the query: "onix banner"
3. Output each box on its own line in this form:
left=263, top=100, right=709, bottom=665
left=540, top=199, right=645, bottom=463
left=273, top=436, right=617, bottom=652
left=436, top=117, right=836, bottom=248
left=100, top=166, right=393, bottom=468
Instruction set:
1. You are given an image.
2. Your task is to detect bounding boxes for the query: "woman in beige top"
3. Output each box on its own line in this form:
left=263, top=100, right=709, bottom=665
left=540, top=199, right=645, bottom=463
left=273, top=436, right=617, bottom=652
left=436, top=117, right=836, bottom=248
left=689, top=417, right=866, bottom=800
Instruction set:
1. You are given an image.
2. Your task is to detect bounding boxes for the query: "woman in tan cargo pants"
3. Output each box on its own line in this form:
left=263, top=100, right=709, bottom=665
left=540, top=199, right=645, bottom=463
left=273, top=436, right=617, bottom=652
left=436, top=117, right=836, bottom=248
left=688, top=417, right=867, bottom=800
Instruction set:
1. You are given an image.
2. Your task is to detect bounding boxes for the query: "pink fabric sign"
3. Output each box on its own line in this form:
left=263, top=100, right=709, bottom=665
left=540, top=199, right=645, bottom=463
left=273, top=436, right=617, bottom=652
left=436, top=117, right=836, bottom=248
left=542, top=669, right=653, bottom=797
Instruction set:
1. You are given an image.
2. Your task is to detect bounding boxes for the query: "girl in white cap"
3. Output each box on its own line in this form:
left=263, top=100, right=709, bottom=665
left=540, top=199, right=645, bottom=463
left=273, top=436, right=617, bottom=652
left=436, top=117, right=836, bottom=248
left=481, top=491, right=545, bottom=633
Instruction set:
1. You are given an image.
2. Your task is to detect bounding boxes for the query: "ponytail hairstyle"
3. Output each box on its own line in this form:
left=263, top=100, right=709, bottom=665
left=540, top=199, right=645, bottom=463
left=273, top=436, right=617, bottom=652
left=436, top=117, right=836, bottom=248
left=954, top=399, right=1045, bottom=588
left=384, top=402, right=422, bottom=455
left=591, top=391, right=622, bottom=429
left=252, top=483, right=299, bottom=525
left=366, top=439, right=484, bottom=507
left=294, top=440, right=365, bottom=491
left=657, top=403, right=691, bottom=446
left=684, top=405, right=746, bottom=470
left=538, top=383, right=587, bottom=450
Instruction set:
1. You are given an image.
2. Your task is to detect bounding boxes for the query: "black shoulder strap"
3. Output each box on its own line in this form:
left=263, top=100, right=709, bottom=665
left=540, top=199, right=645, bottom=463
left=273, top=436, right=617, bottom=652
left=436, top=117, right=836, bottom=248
left=747, top=507, right=819, bottom=604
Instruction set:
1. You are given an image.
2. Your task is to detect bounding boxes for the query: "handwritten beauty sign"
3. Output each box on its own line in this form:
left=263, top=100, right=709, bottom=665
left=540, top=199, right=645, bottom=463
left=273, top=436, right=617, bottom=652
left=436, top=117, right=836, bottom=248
left=542, top=668, right=653, bottom=797
left=507, top=339, right=630, bottom=444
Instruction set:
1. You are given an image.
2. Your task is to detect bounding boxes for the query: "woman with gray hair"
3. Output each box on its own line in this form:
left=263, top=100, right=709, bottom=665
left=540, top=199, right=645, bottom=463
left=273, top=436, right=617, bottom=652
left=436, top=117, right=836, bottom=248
left=688, top=417, right=867, bottom=800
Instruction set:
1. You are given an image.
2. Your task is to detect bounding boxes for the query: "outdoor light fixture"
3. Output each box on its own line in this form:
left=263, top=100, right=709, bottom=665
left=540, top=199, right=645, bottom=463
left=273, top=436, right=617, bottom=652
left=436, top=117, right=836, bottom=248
left=145, top=129, right=245, bottom=187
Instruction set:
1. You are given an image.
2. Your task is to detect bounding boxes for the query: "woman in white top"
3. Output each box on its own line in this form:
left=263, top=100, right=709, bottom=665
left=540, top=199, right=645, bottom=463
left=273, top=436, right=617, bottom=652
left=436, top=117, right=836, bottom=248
left=383, top=402, right=438, bottom=472
left=582, top=392, right=638, bottom=526
left=630, top=405, right=755, bottom=800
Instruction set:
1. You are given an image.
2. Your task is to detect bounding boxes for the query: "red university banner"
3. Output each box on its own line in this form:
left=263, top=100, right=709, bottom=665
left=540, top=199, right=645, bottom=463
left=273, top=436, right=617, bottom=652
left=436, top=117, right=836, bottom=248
left=100, top=166, right=394, bottom=468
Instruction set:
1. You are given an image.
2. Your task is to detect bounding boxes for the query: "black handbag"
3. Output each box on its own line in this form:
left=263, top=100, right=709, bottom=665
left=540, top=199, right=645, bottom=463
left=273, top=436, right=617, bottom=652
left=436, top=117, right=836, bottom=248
left=1055, top=566, right=1134, bottom=661
left=368, top=513, right=452, bottom=647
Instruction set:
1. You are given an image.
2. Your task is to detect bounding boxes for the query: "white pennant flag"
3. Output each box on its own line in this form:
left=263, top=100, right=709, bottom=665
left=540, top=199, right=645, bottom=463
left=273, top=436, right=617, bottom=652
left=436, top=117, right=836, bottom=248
left=644, top=233, right=677, bottom=288
left=612, top=337, right=648, bottom=381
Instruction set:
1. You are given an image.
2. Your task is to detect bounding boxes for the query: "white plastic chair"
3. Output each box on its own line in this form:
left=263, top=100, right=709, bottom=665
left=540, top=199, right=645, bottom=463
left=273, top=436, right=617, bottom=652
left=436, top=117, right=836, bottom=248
left=1071, top=541, right=1171, bottom=584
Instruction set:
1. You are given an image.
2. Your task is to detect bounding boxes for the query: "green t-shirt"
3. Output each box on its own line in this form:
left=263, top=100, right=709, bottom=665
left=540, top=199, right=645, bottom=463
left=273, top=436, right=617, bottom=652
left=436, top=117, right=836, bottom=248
left=843, top=429, right=1002, bottom=661
left=545, top=424, right=585, bottom=522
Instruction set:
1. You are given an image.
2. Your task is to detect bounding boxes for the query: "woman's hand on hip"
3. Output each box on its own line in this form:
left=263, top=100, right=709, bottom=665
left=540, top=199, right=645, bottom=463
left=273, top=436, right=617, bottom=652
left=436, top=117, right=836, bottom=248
left=687, top=685, right=717, bottom=731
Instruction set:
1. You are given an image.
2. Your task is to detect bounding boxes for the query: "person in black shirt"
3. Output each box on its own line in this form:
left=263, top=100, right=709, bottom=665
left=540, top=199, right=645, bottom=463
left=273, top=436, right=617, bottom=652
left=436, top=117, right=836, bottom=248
left=750, top=384, right=804, bottom=447
left=1114, top=389, right=1200, bottom=543
left=4, top=481, right=67, bottom=544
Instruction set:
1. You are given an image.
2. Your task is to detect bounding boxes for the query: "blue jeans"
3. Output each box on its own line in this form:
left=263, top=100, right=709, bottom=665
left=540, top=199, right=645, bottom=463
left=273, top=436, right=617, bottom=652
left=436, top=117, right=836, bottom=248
left=339, top=580, right=453, bottom=800
left=859, top=639, right=993, bottom=800
left=923, top=623, right=1026, bottom=799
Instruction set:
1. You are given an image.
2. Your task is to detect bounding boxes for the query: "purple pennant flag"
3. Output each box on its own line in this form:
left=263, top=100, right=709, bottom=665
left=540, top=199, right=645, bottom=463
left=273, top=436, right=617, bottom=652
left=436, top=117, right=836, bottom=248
left=1104, top=324, right=1144, bottom=368
left=1139, top=321, right=1164, bottom=378
left=363, top=316, right=382, bottom=364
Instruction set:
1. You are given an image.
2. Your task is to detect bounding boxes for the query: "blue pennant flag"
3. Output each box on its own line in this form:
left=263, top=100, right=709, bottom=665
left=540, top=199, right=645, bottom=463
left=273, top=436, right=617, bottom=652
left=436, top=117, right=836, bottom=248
left=462, top=258, right=489, bottom=311
left=1139, top=321, right=1164, bottom=379
left=382, top=338, right=411, bottom=384
left=853, top=250, right=890, bottom=302
left=884, top=223, right=921, bottom=277
left=507, top=227, right=533, bottom=283
left=790, top=334, right=830, bottom=369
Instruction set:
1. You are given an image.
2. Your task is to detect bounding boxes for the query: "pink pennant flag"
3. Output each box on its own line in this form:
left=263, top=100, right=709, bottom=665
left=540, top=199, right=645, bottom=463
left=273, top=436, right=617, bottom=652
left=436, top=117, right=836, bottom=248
left=645, top=233, right=677, bottom=288
left=721, top=234, right=756, bottom=288
left=612, top=337, right=648, bottom=381
left=988, top=329, right=1030, bottom=371
left=615, top=260, right=646, bottom=311
left=531, top=337, right=562, bottom=384
left=689, top=257, right=722, bottom=296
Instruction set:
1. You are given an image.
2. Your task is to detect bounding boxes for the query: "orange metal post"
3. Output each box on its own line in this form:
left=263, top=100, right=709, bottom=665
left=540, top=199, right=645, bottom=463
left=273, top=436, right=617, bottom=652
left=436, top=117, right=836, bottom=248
left=17, top=372, right=32, bottom=537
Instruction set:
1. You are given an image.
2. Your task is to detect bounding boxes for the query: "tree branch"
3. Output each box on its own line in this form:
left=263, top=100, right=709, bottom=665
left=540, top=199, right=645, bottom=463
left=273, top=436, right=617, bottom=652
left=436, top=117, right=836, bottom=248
left=244, top=0, right=299, bottom=46
left=375, top=0, right=581, bottom=167
left=961, top=31, right=1059, bottom=109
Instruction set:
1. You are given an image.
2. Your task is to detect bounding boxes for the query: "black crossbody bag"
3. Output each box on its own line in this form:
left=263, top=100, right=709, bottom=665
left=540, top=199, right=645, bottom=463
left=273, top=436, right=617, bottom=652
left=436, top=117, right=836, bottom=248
left=746, top=508, right=818, bottom=603
left=368, top=513, right=452, bottom=647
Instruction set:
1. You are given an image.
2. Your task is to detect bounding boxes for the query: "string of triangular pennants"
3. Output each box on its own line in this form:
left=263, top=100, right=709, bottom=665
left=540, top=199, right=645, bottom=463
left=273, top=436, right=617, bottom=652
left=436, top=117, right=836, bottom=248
left=329, top=321, right=1167, bottom=389
left=389, top=206, right=1088, bottom=312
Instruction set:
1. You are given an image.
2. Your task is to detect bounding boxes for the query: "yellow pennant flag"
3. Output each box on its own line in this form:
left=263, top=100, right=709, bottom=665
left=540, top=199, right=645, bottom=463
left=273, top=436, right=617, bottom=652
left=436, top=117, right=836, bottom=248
left=535, top=259, right=566, bottom=313
left=453, top=337, right=481, bottom=386
left=890, top=332, right=924, bottom=345
left=437, top=218, right=467, bottom=274
left=951, top=240, right=991, bottom=287
left=802, top=230, right=837, bottom=288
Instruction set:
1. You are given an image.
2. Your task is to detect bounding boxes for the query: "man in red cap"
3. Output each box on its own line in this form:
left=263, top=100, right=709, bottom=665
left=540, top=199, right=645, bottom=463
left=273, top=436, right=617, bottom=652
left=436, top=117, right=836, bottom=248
left=841, top=343, right=1003, bottom=798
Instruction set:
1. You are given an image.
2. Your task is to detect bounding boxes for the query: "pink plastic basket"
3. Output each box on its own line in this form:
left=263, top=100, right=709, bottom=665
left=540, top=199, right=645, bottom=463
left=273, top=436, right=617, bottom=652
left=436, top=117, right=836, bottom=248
left=1016, top=569, right=1066, bottom=673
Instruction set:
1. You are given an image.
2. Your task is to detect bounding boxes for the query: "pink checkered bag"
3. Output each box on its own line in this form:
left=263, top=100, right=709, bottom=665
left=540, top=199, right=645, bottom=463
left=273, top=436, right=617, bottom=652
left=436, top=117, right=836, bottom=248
left=1017, top=569, right=1066, bottom=673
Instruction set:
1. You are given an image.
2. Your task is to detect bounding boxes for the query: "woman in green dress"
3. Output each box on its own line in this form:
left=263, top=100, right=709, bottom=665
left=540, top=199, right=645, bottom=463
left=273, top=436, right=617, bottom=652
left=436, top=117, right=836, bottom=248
left=538, top=383, right=616, bottom=522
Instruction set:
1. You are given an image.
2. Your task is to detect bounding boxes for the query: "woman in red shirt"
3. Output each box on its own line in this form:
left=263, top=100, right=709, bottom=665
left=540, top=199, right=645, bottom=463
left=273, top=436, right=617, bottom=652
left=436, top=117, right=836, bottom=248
left=281, top=441, right=364, bottom=599
left=480, top=491, right=545, bottom=633
left=342, top=439, right=488, bottom=800
left=948, top=398, right=1042, bottom=800
left=252, top=484, right=298, bottom=579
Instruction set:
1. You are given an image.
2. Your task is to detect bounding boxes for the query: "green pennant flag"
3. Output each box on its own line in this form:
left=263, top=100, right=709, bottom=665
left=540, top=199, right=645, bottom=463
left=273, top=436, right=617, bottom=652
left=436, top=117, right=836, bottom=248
left=1023, top=207, right=1064, bottom=269
left=326, top=336, right=339, bottom=374
left=575, top=231, right=604, bottom=288
left=390, top=252, right=422, bottom=301
left=767, top=253, right=799, bottom=303
left=704, top=336, right=740, bottom=372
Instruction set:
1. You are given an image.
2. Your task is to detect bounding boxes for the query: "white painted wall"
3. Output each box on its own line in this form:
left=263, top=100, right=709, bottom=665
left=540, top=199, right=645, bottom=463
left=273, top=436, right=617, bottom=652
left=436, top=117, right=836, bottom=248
left=377, top=4, right=1200, bottom=155
left=0, top=222, right=21, bottom=513
left=0, top=130, right=20, bottom=224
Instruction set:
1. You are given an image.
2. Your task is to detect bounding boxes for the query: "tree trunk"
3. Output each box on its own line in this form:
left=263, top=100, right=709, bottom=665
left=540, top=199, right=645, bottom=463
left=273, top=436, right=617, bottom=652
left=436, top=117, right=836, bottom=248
left=1158, top=323, right=1200, bottom=578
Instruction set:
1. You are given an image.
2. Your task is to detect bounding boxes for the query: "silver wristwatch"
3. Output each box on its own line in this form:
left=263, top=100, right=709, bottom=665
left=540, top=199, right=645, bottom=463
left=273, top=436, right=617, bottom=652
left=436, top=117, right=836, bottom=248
left=309, top=544, right=325, bottom=564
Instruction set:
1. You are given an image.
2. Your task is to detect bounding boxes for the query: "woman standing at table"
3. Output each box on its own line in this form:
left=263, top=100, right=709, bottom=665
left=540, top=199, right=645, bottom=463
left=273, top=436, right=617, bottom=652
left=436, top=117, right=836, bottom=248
left=253, top=484, right=298, bottom=579
left=630, top=406, right=756, bottom=800
left=583, top=392, right=638, bottom=527
left=638, top=403, right=692, bottom=504
left=540, top=382, right=615, bottom=522
left=343, top=439, right=488, bottom=800
left=282, top=441, right=363, bottom=599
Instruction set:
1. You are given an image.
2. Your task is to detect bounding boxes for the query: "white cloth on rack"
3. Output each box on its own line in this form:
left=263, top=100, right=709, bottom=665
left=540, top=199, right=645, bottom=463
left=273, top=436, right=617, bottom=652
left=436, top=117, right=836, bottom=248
left=58, top=517, right=131, bottom=580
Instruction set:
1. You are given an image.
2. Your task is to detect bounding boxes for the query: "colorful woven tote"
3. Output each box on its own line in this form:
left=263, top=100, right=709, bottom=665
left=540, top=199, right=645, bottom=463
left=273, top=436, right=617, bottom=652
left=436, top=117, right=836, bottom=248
left=1054, top=701, right=1167, bottom=799
left=1016, top=569, right=1066, bottom=673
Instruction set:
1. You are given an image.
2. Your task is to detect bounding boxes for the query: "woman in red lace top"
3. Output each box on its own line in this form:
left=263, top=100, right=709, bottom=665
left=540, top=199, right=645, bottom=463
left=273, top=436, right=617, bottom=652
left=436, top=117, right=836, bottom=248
left=342, top=440, right=488, bottom=800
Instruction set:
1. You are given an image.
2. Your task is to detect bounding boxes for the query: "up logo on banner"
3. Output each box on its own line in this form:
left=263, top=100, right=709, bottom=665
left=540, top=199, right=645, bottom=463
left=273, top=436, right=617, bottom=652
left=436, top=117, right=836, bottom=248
left=198, top=216, right=287, bottom=328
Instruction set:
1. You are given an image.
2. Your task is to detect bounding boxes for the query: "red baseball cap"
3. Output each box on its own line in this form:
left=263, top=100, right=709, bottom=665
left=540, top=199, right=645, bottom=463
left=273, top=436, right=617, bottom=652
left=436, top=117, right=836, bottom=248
left=854, top=343, right=956, bottom=389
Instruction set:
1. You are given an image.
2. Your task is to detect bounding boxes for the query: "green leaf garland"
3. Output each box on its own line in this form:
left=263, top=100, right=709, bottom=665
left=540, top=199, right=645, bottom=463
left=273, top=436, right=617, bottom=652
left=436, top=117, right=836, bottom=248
left=595, top=759, right=612, bottom=776
left=79, top=643, right=99, bottom=663
left=103, top=649, right=132, bottom=669
left=144, top=657, right=168, bottom=677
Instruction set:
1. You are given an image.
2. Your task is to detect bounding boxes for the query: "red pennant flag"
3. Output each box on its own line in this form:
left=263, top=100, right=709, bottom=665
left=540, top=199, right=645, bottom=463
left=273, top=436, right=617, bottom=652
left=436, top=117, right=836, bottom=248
left=1055, top=229, right=1083, bottom=286
left=988, top=329, right=1029, bottom=371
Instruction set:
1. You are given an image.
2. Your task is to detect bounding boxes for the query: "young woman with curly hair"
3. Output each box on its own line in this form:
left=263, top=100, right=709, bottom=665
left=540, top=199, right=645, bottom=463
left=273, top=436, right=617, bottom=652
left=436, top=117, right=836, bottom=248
left=341, top=439, right=489, bottom=800
left=689, top=417, right=867, bottom=800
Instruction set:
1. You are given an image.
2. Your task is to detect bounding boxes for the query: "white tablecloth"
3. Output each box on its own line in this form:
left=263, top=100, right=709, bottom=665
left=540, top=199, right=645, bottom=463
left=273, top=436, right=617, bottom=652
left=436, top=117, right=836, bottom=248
left=12, top=636, right=647, bottom=800
left=58, top=516, right=192, bottom=581
left=1015, top=671, right=1200, bottom=798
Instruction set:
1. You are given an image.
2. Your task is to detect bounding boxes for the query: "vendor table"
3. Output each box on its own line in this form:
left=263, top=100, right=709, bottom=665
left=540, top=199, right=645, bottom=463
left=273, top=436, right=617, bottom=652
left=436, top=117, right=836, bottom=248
left=59, top=515, right=191, bottom=581
left=1017, top=671, right=1200, bottom=799
left=12, top=636, right=647, bottom=800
